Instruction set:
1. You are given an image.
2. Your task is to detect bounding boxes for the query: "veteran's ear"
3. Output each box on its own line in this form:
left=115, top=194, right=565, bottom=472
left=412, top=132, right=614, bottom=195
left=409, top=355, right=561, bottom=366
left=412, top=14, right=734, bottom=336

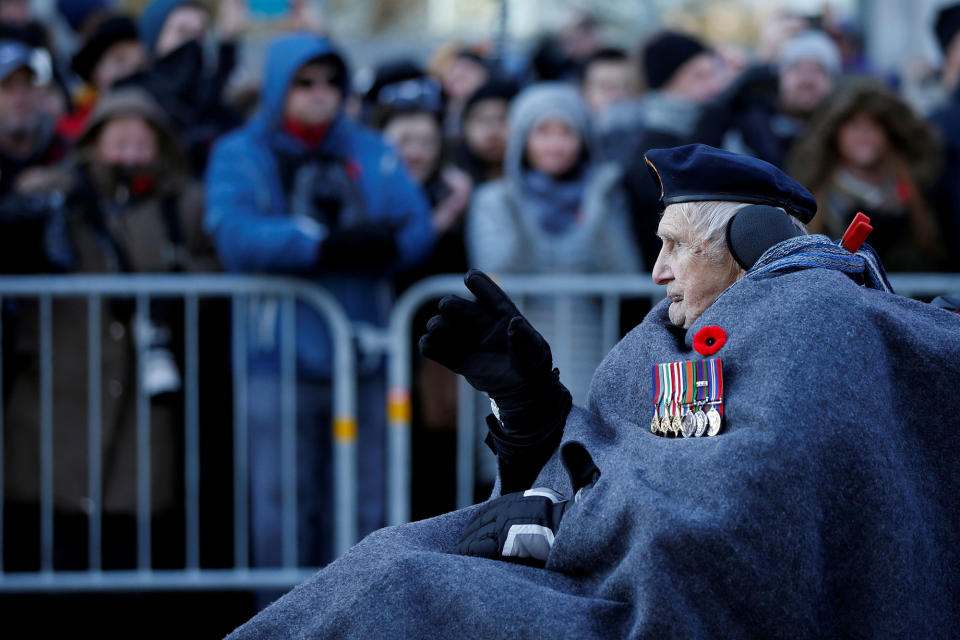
left=725, top=204, right=803, bottom=271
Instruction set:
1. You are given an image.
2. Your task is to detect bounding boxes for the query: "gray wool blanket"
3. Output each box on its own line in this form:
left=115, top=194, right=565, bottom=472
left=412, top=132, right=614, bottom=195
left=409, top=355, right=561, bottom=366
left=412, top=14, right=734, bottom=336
left=228, top=262, right=960, bottom=639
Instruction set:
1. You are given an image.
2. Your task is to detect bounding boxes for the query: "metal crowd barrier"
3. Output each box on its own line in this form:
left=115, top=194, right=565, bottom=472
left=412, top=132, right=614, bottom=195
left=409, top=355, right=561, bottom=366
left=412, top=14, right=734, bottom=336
left=385, top=272, right=960, bottom=524
left=0, top=274, right=356, bottom=592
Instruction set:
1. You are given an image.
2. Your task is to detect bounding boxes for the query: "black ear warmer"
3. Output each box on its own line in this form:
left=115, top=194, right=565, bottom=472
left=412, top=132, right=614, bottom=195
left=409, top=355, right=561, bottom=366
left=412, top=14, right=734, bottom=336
left=725, top=204, right=803, bottom=271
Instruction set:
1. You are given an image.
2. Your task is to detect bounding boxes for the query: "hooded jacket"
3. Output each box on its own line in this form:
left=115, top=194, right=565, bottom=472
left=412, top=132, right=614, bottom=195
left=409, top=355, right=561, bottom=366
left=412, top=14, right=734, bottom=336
left=466, top=83, right=639, bottom=402
left=204, top=34, right=433, bottom=378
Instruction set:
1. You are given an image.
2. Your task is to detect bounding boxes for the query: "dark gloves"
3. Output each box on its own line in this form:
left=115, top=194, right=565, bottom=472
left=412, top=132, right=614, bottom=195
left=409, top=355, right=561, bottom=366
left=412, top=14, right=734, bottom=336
left=456, top=442, right=600, bottom=566
left=419, top=270, right=572, bottom=471
left=316, top=222, right=400, bottom=271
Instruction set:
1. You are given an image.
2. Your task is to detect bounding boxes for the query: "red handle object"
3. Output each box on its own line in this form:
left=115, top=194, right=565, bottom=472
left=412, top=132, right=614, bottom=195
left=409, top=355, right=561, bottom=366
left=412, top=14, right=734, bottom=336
left=841, top=212, right=873, bottom=253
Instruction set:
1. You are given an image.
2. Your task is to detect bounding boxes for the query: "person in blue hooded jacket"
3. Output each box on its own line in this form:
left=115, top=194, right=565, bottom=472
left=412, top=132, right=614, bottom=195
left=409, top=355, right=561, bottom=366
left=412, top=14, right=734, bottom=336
left=204, top=33, right=434, bottom=570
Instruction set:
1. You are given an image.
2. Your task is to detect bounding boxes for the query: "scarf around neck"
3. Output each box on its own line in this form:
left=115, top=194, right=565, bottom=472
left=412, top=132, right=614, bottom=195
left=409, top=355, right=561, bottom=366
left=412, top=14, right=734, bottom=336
left=745, top=234, right=893, bottom=293
left=520, top=168, right=587, bottom=233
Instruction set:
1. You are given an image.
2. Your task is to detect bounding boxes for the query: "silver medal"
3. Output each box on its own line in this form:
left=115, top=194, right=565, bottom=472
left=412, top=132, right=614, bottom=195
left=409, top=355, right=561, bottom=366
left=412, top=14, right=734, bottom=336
left=694, top=410, right=708, bottom=437
left=681, top=411, right=697, bottom=438
left=706, top=407, right=722, bottom=436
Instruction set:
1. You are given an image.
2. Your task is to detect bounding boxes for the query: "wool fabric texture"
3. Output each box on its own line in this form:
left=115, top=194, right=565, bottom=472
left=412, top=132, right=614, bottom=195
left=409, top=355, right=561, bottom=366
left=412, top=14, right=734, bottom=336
left=226, top=250, right=960, bottom=639
left=520, top=168, right=586, bottom=233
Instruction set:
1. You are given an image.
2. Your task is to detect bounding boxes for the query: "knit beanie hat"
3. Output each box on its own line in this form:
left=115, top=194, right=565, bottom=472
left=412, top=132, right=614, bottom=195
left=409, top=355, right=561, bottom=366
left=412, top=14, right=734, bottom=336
left=463, top=79, right=518, bottom=122
left=642, top=31, right=708, bottom=89
left=778, top=30, right=841, bottom=76
left=71, top=14, right=140, bottom=82
left=935, top=3, right=960, bottom=54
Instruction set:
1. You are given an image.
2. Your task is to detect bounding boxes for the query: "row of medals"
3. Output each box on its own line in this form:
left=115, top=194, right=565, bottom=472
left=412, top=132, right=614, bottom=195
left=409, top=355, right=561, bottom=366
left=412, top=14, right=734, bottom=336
left=651, top=404, right=723, bottom=438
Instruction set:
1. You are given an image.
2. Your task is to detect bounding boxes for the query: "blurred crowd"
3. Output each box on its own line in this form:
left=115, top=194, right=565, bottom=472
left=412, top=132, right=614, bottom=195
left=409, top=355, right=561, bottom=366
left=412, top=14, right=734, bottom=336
left=4, top=0, right=960, bottom=575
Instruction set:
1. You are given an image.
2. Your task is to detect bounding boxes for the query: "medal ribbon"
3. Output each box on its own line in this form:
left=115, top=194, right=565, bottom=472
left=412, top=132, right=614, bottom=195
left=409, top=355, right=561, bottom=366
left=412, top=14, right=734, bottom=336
left=706, top=358, right=724, bottom=416
left=684, top=360, right=695, bottom=413
left=659, top=363, right=670, bottom=420
left=696, top=359, right=706, bottom=407
left=671, top=362, right=684, bottom=416
left=651, top=364, right=660, bottom=420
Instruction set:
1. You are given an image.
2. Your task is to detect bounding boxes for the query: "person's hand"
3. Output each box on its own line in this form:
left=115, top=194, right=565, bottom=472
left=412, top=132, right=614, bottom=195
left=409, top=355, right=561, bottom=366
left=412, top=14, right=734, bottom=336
left=419, top=269, right=571, bottom=443
left=216, top=0, right=249, bottom=41
left=455, top=487, right=569, bottom=565
left=432, top=167, right=472, bottom=234
left=419, top=269, right=553, bottom=400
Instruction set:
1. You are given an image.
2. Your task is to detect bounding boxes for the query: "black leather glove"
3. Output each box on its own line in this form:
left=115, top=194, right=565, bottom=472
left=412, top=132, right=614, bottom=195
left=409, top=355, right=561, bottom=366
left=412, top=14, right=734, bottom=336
left=455, top=442, right=600, bottom=567
left=419, top=269, right=571, bottom=435
left=419, top=270, right=572, bottom=490
left=316, top=222, right=399, bottom=271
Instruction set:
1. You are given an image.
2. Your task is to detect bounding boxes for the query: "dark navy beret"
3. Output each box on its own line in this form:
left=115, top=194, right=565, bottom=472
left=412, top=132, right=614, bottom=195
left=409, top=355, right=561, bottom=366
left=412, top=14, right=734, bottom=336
left=644, top=144, right=818, bottom=223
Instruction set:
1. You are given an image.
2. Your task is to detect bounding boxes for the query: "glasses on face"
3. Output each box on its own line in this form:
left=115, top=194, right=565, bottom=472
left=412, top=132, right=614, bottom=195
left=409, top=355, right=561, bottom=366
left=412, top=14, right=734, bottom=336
left=377, top=77, right=443, bottom=113
left=292, top=73, right=338, bottom=90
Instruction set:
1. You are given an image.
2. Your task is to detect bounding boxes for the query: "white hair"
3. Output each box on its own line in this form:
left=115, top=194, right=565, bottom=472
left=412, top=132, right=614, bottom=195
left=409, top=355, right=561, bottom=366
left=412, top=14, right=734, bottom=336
left=668, top=200, right=808, bottom=265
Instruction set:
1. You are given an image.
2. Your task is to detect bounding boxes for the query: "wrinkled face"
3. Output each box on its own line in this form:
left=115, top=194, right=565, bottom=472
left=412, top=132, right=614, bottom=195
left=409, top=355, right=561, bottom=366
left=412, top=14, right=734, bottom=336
left=383, top=112, right=442, bottom=183
left=836, top=110, right=888, bottom=169
left=442, top=56, right=488, bottom=102
left=652, top=205, right=741, bottom=328
left=92, top=40, right=146, bottom=92
left=525, top=117, right=581, bottom=177
left=582, top=60, right=632, bottom=112
left=284, top=62, right=343, bottom=126
left=464, top=98, right=508, bottom=164
left=779, top=59, right=833, bottom=116
left=95, top=116, right=159, bottom=167
left=0, top=67, right=38, bottom=133
left=154, top=6, right=208, bottom=57
left=663, top=52, right=724, bottom=103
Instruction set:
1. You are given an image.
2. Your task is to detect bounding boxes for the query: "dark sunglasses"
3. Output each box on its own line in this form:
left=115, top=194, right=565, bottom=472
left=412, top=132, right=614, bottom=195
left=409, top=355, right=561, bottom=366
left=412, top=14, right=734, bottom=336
left=292, top=74, right=339, bottom=90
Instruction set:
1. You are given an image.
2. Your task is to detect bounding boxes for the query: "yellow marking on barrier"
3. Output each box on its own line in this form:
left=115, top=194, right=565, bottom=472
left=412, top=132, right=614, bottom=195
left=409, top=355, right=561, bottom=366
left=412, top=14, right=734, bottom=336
left=387, top=387, right=411, bottom=424
left=333, top=416, right=357, bottom=442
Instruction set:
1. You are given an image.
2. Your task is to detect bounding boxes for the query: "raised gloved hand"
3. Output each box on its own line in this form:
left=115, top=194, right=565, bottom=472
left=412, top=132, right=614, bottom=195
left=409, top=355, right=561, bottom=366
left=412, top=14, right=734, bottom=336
left=456, top=442, right=600, bottom=566
left=419, top=269, right=572, bottom=491
left=316, top=222, right=400, bottom=271
left=418, top=269, right=572, bottom=438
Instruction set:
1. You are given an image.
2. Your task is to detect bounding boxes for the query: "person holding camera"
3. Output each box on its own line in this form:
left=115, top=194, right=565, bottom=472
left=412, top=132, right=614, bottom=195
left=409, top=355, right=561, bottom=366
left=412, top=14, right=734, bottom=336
left=204, top=33, right=434, bottom=571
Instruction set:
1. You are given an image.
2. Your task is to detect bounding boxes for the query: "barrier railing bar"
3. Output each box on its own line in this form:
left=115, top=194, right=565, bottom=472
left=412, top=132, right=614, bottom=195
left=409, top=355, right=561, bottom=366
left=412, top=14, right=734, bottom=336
left=40, top=294, right=53, bottom=574
left=0, top=295, right=4, bottom=573
left=280, top=294, right=297, bottom=568
left=231, top=295, right=249, bottom=570
left=184, top=294, right=200, bottom=570
left=602, top=294, right=619, bottom=353
left=456, top=375, right=476, bottom=509
left=88, top=295, right=102, bottom=572
left=0, top=568, right=320, bottom=592
left=135, top=293, right=151, bottom=572
left=556, top=295, right=573, bottom=398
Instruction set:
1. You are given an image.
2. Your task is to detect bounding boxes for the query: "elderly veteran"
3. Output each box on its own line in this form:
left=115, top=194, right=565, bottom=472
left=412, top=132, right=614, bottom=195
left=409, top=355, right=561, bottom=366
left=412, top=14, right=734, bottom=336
left=226, top=145, right=959, bottom=640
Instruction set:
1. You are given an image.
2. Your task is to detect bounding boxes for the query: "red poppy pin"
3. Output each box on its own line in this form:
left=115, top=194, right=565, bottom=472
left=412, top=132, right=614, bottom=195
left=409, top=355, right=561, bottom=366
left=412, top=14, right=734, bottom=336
left=693, top=326, right=727, bottom=356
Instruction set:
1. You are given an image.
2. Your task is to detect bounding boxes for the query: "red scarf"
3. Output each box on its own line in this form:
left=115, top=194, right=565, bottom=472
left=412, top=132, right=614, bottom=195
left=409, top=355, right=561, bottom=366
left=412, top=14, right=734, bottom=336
left=283, top=118, right=330, bottom=148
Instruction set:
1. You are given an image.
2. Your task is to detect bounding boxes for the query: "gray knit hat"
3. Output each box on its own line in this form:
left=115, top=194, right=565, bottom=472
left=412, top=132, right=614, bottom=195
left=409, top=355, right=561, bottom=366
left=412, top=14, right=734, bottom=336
left=778, top=30, right=841, bottom=76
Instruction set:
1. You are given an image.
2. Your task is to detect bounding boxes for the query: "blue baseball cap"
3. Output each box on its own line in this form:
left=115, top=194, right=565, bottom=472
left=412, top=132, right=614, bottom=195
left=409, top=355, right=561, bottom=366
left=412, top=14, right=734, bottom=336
left=644, top=144, right=818, bottom=223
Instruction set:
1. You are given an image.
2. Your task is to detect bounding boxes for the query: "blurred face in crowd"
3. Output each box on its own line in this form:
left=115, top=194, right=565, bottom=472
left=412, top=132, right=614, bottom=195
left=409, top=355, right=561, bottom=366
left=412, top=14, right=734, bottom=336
left=383, top=111, right=442, bottom=184
left=442, top=56, right=488, bottom=103
left=943, top=34, right=960, bottom=89
left=662, top=52, right=724, bottom=103
left=95, top=116, right=159, bottom=168
left=836, top=110, right=888, bottom=170
left=284, top=62, right=343, bottom=126
left=154, top=5, right=208, bottom=57
left=0, top=67, right=39, bottom=136
left=525, top=118, right=581, bottom=177
left=464, top=98, right=508, bottom=164
left=652, top=205, right=742, bottom=329
left=582, top=59, right=633, bottom=113
left=779, top=59, right=833, bottom=117
left=0, top=0, right=29, bottom=26
left=92, top=40, right=147, bottom=93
